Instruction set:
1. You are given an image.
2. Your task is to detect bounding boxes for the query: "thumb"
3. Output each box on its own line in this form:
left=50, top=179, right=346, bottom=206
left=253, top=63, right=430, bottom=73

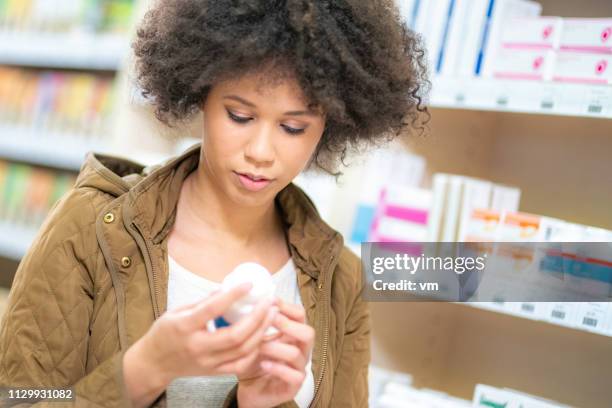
left=184, top=282, right=252, bottom=331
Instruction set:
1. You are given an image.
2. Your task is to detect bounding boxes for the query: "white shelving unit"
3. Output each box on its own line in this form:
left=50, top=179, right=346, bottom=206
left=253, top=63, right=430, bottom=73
left=0, top=124, right=172, bottom=173
left=327, top=93, right=612, bottom=405
left=462, top=302, right=612, bottom=338
left=0, top=32, right=128, bottom=70
left=131, top=76, right=612, bottom=120
left=0, top=125, right=110, bottom=171
left=0, top=25, right=133, bottom=259
left=430, top=76, right=612, bottom=119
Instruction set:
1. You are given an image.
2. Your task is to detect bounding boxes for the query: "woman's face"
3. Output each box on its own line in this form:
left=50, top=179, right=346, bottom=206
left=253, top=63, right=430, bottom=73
left=200, top=70, right=326, bottom=207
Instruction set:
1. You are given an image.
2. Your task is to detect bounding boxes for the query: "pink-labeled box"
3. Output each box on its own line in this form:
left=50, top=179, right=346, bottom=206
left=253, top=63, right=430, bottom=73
left=492, top=48, right=555, bottom=81
left=501, top=16, right=563, bottom=50
left=369, top=185, right=431, bottom=243
left=552, top=52, right=612, bottom=85
left=560, top=18, right=612, bottom=54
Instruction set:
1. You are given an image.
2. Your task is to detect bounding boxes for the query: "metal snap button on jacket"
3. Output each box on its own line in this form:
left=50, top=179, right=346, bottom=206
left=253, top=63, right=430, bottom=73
left=103, top=213, right=115, bottom=223
left=121, top=257, right=132, bottom=268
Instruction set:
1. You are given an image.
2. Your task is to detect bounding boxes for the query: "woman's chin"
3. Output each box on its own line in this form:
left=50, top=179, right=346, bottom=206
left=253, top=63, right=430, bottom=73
left=226, top=183, right=277, bottom=207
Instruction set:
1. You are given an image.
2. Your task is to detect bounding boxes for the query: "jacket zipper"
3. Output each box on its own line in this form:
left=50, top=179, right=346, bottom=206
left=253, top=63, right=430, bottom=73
left=309, top=307, right=329, bottom=408
left=131, top=222, right=161, bottom=319
left=308, top=252, right=335, bottom=408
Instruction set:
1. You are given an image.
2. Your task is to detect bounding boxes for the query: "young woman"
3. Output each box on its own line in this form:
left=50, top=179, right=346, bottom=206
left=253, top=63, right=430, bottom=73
left=0, top=1, right=427, bottom=407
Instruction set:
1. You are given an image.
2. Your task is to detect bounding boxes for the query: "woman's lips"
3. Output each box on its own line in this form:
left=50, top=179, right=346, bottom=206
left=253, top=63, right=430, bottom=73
left=234, top=171, right=273, bottom=192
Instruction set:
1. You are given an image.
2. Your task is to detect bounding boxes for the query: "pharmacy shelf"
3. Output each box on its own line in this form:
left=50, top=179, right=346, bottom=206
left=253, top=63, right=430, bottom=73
left=0, top=32, right=128, bottom=71
left=352, top=244, right=612, bottom=338
left=0, top=125, right=109, bottom=171
left=0, top=221, right=37, bottom=261
left=0, top=123, right=186, bottom=170
left=0, top=128, right=173, bottom=171
left=461, top=302, right=612, bottom=339
left=430, top=76, right=612, bottom=119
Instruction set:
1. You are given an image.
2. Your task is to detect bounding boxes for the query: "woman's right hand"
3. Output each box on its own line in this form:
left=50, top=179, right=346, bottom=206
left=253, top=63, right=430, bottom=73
left=123, top=283, right=278, bottom=408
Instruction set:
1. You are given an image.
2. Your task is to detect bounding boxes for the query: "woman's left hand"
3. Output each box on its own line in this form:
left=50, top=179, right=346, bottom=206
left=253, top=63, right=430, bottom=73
left=236, top=299, right=315, bottom=408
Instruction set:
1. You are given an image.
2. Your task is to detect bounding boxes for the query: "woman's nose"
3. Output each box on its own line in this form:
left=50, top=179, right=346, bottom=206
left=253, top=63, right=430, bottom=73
left=244, top=124, right=275, bottom=164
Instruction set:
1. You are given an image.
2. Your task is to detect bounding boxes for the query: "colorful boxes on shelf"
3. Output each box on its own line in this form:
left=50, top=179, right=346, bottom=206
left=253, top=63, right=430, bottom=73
left=0, top=0, right=135, bottom=34
left=428, top=174, right=521, bottom=242
left=494, top=17, right=612, bottom=84
left=369, top=185, right=432, bottom=243
left=0, top=67, right=115, bottom=138
left=397, top=0, right=612, bottom=87
left=0, top=160, right=76, bottom=228
left=348, top=144, right=426, bottom=247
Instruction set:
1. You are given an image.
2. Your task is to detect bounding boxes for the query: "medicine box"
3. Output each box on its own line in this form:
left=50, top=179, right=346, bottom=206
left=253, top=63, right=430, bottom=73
left=552, top=52, right=612, bottom=84
left=492, top=48, right=556, bottom=81
left=501, top=16, right=563, bottom=49
left=560, top=18, right=612, bottom=54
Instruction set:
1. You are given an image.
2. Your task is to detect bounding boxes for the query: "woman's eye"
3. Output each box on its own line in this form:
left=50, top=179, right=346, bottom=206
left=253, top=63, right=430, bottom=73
left=227, top=110, right=305, bottom=134
left=227, top=110, right=252, bottom=124
left=282, top=124, right=306, bottom=135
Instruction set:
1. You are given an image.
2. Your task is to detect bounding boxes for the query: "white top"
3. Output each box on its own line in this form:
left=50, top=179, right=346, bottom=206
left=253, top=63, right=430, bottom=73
left=166, top=254, right=315, bottom=408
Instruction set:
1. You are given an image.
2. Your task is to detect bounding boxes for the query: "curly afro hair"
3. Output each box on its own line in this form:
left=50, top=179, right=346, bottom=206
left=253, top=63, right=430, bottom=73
left=132, top=0, right=429, bottom=175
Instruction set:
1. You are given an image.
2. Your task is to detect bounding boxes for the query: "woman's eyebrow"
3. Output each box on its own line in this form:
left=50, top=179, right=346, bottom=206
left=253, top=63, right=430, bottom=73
left=223, top=95, right=317, bottom=117
left=223, top=95, right=256, bottom=108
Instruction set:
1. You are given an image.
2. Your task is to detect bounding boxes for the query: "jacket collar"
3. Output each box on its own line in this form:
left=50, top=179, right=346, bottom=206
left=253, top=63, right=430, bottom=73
left=80, top=142, right=343, bottom=280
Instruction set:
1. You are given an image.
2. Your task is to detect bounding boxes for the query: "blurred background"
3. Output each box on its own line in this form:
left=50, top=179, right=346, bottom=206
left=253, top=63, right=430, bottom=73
left=0, top=0, right=611, bottom=407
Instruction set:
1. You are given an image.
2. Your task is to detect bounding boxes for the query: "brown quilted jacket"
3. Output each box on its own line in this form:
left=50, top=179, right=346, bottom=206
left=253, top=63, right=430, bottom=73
left=0, top=143, right=370, bottom=407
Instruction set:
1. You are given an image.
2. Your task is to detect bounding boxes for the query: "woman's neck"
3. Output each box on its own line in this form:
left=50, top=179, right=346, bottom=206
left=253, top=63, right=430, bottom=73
left=176, top=167, right=284, bottom=250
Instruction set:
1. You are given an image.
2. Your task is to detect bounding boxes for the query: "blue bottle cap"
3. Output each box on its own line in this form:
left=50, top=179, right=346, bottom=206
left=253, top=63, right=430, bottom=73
left=214, top=316, right=231, bottom=329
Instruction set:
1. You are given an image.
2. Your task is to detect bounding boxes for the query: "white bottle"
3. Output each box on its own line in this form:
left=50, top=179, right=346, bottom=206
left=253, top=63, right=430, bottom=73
left=208, top=262, right=278, bottom=335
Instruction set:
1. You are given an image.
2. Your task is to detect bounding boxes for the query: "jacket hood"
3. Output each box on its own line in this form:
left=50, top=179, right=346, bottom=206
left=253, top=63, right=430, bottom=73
left=75, top=150, right=154, bottom=196
left=74, top=142, right=344, bottom=280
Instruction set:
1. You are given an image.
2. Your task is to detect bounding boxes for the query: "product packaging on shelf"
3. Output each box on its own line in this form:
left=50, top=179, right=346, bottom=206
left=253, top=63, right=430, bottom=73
left=0, top=160, right=76, bottom=228
left=501, top=16, right=563, bottom=49
left=0, top=67, right=115, bottom=139
left=426, top=174, right=521, bottom=242
left=348, top=146, right=425, bottom=248
left=369, top=185, right=432, bottom=243
left=478, top=0, right=543, bottom=77
left=474, top=383, right=570, bottom=408
left=552, top=52, right=612, bottom=84
left=560, top=18, right=612, bottom=54
left=491, top=48, right=556, bottom=81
